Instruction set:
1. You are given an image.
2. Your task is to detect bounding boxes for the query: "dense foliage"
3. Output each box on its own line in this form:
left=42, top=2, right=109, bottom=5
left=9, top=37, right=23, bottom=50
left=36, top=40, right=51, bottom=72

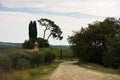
left=68, top=17, right=120, bottom=69
left=37, top=38, right=50, bottom=48
left=0, top=50, right=56, bottom=71
left=41, top=48, right=74, bottom=60
left=22, top=39, right=35, bottom=49
left=22, top=18, right=63, bottom=49
left=22, top=38, right=50, bottom=49
left=38, top=18, right=63, bottom=40
left=22, top=21, right=38, bottom=49
left=23, top=20, right=50, bottom=49
left=29, top=21, right=37, bottom=40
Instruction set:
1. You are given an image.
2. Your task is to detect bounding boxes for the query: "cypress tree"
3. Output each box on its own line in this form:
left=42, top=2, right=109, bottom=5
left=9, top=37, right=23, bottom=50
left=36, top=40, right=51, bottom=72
left=33, top=21, right=37, bottom=40
left=29, top=21, right=33, bottom=39
left=28, top=21, right=37, bottom=40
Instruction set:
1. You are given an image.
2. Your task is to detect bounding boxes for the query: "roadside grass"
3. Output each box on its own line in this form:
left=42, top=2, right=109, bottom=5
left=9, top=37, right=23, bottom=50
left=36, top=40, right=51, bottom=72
left=0, top=48, right=62, bottom=80
left=0, top=48, right=74, bottom=60
left=29, top=60, right=61, bottom=80
left=78, top=62, right=120, bottom=75
left=0, top=70, right=31, bottom=80
left=0, top=47, right=75, bottom=80
left=0, top=60, right=61, bottom=80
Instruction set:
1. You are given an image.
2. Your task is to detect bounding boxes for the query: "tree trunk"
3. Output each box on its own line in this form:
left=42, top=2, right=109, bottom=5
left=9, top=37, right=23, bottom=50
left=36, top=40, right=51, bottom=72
left=43, top=29, right=47, bottom=39
left=47, top=33, right=52, bottom=41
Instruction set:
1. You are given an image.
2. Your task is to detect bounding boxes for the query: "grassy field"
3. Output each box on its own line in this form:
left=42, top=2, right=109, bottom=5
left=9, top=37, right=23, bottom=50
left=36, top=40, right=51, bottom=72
left=0, top=60, right=61, bottom=80
left=78, top=62, right=120, bottom=75
left=40, top=47, right=74, bottom=60
left=0, top=48, right=22, bottom=53
left=0, top=47, right=73, bottom=58
left=0, top=48, right=72, bottom=80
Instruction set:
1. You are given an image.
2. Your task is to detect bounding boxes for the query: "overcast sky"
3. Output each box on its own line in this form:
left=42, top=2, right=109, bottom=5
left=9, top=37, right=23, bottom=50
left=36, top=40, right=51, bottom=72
left=0, top=0, right=120, bottom=45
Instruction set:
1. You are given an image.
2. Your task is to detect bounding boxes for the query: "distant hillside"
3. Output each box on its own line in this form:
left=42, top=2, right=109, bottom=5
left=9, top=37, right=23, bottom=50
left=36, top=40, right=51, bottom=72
left=51, top=45, right=71, bottom=50
left=0, top=42, right=22, bottom=49
left=0, top=42, right=71, bottom=50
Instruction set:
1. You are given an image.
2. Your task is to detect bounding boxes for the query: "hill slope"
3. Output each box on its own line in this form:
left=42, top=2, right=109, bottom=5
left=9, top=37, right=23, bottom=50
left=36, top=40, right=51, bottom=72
left=0, top=42, right=71, bottom=50
left=0, top=42, right=22, bottom=49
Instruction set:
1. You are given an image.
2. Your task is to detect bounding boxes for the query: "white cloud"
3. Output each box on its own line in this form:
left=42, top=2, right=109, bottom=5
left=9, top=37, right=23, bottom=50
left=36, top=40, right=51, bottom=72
left=0, top=0, right=46, bottom=8
left=1, top=0, right=120, bottom=17
left=0, top=11, right=104, bottom=45
left=1, top=0, right=117, bottom=44
left=0, top=11, right=31, bottom=25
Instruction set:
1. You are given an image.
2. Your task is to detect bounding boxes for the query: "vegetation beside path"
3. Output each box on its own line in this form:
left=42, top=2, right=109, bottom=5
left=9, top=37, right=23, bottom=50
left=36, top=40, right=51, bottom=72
left=0, top=48, right=119, bottom=80
left=0, top=48, right=72, bottom=80
left=77, top=62, right=120, bottom=75
left=0, top=48, right=60, bottom=80
left=0, top=60, right=60, bottom=80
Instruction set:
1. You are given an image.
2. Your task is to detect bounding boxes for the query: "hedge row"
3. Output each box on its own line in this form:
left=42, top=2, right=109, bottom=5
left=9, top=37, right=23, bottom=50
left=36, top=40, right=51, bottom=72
left=0, top=51, right=56, bottom=72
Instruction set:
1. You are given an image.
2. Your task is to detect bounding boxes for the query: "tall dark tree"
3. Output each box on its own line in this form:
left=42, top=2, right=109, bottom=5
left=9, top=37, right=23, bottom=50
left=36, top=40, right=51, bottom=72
left=29, top=21, right=37, bottom=40
left=29, top=21, right=33, bottom=39
left=33, top=21, right=37, bottom=40
left=37, top=18, right=63, bottom=41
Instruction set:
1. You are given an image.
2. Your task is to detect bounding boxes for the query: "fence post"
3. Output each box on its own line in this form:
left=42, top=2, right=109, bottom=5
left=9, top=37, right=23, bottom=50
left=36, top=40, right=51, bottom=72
left=60, top=48, right=62, bottom=60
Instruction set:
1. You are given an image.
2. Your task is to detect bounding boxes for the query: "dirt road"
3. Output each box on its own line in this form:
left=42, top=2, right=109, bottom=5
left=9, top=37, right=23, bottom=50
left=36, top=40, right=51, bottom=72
left=50, top=61, right=120, bottom=80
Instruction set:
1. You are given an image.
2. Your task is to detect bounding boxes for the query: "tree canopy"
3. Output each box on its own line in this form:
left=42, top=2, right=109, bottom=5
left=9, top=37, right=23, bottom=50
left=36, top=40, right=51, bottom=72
left=68, top=17, right=120, bottom=69
left=23, top=18, right=63, bottom=49
left=38, top=18, right=63, bottom=40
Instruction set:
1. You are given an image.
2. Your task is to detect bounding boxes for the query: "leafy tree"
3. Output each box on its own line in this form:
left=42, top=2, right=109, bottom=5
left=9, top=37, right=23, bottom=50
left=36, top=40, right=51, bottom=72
left=23, top=21, right=38, bottom=49
left=37, top=37, right=50, bottom=48
left=23, top=18, right=63, bottom=49
left=103, top=36, right=120, bottom=69
left=29, top=21, right=37, bottom=40
left=22, top=39, right=35, bottom=49
left=68, top=17, right=120, bottom=67
left=38, top=18, right=63, bottom=40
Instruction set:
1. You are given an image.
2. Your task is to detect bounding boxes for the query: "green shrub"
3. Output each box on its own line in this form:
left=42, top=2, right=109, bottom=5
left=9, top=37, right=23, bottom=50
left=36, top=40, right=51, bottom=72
left=22, top=39, right=35, bottom=49
left=44, top=51, right=56, bottom=64
left=36, top=52, right=45, bottom=65
left=40, top=48, right=73, bottom=60
left=37, top=38, right=50, bottom=48
left=103, top=37, right=120, bottom=69
left=31, top=52, right=44, bottom=67
left=0, top=54, right=12, bottom=72
left=8, top=51, right=34, bottom=69
left=22, top=37, right=50, bottom=49
left=31, top=51, right=55, bottom=66
left=16, top=58, right=31, bottom=69
left=0, top=49, right=56, bottom=71
left=103, top=53, right=120, bottom=69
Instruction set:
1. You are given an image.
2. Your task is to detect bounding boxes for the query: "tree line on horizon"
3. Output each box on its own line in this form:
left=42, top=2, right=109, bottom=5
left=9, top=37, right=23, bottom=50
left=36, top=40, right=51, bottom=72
left=68, top=17, right=120, bottom=69
left=22, top=18, right=63, bottom=49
